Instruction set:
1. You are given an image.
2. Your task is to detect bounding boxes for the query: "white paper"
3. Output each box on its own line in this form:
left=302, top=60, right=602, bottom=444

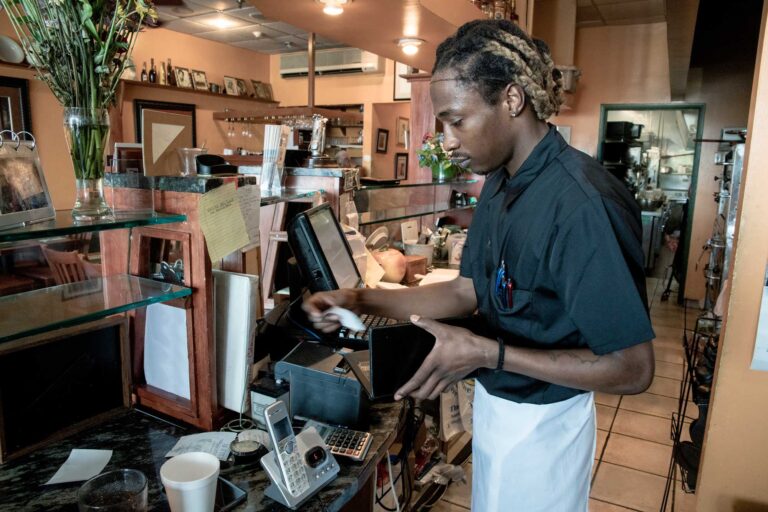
left=418, top=268, right=460, bottom=287
left=237, top=185, right=261, bottom=247
left=144, top=303, right=190, bottom=400
left=198, top=182, right=250, bottom=262
left=45, top=449, right=112, bottom=485
left=166, top=432, right=237, bottom=461
left=324, top=306, right=366, bottom=331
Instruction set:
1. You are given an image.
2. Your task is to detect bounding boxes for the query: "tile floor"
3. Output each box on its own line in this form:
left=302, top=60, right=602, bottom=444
left=429, top=277, right=699, bottom=512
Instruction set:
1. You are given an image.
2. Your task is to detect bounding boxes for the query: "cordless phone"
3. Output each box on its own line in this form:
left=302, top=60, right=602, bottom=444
left=264, top=401, right=310, bottom=497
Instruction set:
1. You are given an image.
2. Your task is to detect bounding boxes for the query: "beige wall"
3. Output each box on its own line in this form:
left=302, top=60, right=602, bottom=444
left=0, top=16, right=270, bottom=209
left=551, top=22, right=671, bottom=156
left=696, top=3, right=768, bottom=508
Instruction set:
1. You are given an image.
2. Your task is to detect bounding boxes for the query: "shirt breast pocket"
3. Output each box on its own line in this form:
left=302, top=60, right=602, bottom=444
left=489, top=287, right=533, bottom=339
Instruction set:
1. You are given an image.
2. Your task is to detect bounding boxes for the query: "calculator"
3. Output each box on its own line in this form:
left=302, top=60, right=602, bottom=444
left=303, top=419, right=373, bottom=462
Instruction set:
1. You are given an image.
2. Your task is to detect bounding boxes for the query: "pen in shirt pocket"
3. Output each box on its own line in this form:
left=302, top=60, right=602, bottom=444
left=506, top=279, right=514, bottom=308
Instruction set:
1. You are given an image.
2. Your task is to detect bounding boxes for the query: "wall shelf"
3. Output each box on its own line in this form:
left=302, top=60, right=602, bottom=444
left=120, top=80, right=279, bottom=105
left=0, top=274, right=191, bottom=344
left=359, top=203, right=475, bottom=226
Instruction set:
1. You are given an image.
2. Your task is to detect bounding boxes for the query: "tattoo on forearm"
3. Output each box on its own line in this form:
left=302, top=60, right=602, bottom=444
left=547, top=350, right=601, bottom=367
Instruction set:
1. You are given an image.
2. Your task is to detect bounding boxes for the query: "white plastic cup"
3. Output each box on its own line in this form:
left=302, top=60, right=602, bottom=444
left=160, top=452, right=220, bottom=512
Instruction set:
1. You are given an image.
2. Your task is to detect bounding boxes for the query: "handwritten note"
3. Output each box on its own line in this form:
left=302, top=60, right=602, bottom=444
left=199, top=182, right=250, bottom=262
left=237, top=185, right=261, bottom=247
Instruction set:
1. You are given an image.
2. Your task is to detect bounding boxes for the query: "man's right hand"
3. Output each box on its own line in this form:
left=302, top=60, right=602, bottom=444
left=301, top=289, right=360, bottom=333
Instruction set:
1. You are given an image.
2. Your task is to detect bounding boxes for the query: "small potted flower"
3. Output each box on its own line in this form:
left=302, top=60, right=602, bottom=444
left=416, top=132, right=470, bottom=182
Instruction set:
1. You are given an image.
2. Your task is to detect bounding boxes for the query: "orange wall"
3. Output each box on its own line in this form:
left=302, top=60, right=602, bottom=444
left=551, top=22, right=671, bottom=156
left=696, top=3, right=768, bottom=508
left=371, top=102, right=411, bottom=180
left=0, top=16, right=270, bottom=210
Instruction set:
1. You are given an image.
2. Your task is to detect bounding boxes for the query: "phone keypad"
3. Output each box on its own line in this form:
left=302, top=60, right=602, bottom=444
left=279, top=441, right=310, bottom=496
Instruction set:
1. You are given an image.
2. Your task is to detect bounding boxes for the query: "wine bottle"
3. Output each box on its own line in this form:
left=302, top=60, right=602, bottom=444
left=140, top=62, right=148, bottom=82
left=167, top=58, right=176, bottom=87
left=159, top=62, right=167, bottom=85
left=148, top=58, right=157, bottom=83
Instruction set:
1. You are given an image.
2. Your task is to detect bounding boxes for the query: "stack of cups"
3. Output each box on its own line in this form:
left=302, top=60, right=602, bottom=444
left=160, top=452, right=220, bottom=512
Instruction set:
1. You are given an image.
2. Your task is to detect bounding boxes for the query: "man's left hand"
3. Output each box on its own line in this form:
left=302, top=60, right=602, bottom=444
left=394, top=315, right=495, bottom=401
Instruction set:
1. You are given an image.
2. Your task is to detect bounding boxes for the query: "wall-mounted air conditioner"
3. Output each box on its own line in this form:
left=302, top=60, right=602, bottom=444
left=280, top=48, right=383, bottom=78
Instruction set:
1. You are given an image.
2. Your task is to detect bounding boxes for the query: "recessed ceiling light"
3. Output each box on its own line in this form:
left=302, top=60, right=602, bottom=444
left=316, top=0, right=350, bottom=16
left=398, top=38, right=424, bottom=56
left=204, top=14, right=238, bottom=29
left=252, top=29, right=262, bottom=38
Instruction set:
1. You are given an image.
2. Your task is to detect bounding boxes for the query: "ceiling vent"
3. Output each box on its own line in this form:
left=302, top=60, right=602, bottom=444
left=280, top=47, right=383, bottom=78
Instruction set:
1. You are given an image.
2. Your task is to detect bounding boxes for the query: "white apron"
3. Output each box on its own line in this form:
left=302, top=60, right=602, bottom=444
left=471, top=381, right=596, bottom=512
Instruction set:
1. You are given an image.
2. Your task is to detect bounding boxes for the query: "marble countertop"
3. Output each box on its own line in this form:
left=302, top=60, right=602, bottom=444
left=105, top=173, right=259, bottom=194
left=0, top=403, right=405, bottom=511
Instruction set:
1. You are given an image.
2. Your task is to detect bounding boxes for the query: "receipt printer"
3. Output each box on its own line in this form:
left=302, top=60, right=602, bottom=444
left=274, top=342, right=369, bottom=430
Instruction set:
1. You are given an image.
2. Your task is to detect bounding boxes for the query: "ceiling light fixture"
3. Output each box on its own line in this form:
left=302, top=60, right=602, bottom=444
left=316, top=0, right=350, bottom=16
left=204, top=14, right=238, bottom=30
left=398, top=38, right=424, bottom=56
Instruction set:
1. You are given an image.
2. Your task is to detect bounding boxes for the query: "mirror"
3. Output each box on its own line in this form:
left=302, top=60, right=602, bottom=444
left=599, top=103, right=705, bottom=301
left=0, top=76, right=31, bottom=138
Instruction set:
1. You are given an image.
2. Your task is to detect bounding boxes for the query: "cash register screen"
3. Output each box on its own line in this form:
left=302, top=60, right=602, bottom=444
left=287, top=203, right=363, bottom=292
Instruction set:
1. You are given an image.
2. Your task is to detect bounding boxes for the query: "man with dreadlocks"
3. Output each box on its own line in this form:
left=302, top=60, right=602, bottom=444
left=304, top=19, right=654, bottom=510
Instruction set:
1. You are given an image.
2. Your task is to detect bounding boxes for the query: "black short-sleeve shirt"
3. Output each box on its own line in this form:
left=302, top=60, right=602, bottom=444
left=460, top=125, right=655, bottom=405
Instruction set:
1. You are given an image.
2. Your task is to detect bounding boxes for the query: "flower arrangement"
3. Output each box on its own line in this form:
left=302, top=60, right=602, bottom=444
left=0, top=0, right=155, bottom=219
left=416, top=132, right=470, bottom=181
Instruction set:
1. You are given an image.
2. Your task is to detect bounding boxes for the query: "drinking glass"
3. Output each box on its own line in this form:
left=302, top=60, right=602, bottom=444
left=77, top=469, right=148, bottom=511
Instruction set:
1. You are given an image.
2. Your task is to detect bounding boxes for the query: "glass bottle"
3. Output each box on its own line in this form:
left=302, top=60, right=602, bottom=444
left=159, top=61, right=167, bottom=85
left=140, top=62, right=148, bottom=82
left=167, top=58, right=176, bottom=87
left=148, top=58, right=157, bottom=83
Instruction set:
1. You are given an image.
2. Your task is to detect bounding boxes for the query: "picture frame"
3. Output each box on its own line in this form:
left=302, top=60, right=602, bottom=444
left=0, top=141, right=55, bottom=229
left=251, top=80, right=273, bottom=101
left=223, top=76, right=238, bottom=96
left=394, top=62, right=416, bottom=101
left=191, top=70, right=208, bottom=91
left=376, top=128, right=389, bottom=153
left=133, top=99, right=196, bottom=146
left=174, top=67, right=193, bottom=89
left=394, top=153, right=408, bottom=180
left=236, top=78, right=249, bottom=97
left=112, top=142, right=143, bottom=174
left=0, top=76, right=32, bottom=138
left=396, top=117, right=409, bottom=146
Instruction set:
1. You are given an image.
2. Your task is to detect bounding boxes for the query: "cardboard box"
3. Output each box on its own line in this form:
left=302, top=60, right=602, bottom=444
left=403, top=255, right=428, bottom=284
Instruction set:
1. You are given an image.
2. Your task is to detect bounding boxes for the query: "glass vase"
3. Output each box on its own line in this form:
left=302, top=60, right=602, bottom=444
left=63, top=107, right=113, bottom=221
left=432, top=162, right=458, bottom=182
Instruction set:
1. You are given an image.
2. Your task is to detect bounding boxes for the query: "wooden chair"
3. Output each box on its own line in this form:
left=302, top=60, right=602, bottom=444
left=78, top=254, right=103, bottom=280
left=41, top=246, right=88, bottom=285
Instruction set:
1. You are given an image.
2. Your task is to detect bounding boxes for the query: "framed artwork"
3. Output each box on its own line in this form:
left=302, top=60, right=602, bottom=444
left=396, top=117, right=409, bottom=146
left=376, top=128, right=389, bottom=153
left=112, top=142, right=143, bottom=174
left=191, top=70, right=208, bottom=91
left=394, top=153, right=408, bottom=180
left=251, top=80, right=273, bottom=101
left=0, top=76, right=31, bottom=137
left=133, top=99, right=196, bottom=146
left=394, top=62, right=417, bottom=101
left=0, top=143, right=55, bottom=228
left=174, top=67, right=193, bottom=89
left=224, top=76, right=238, bottom=96
left=236, top=78, right=249, bottom=97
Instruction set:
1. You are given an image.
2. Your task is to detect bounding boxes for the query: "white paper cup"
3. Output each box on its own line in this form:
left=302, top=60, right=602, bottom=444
left=160, top=452, right=220, bottom=512
left=404, top=242, right=434, bottom=266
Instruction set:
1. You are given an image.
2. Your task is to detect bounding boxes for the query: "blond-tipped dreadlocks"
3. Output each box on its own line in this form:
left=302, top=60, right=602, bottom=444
left=433, top=19, right=564, bottom=120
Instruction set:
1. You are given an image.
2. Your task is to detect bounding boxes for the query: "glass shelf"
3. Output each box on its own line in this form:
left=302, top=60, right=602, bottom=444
left=359, top=203, right=476, bottom=226
left=260, top=188, right=323, bottom=205
left=0, top=211, right=186, bottom=244
left=360, top=178, right=477, bottom=191
left=0, top=274, right=191, bottom=344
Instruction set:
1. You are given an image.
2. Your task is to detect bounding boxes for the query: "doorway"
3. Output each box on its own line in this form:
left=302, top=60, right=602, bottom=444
left=598, top=103, right=706, bottom=300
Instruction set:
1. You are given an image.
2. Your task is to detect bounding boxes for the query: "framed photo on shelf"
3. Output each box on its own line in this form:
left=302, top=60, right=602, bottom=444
left=376, top=128, right=389, bottom=153
left=394, top=153, right=408, bottom=180
left=174, top=67, right=193, bottom=89
left=191, top=70, right=208, bottom=91
left=236, top=78, right=249, bottom=97
left=396, top=117, right=409, bottom=146
left=0, top=76, right=32, bottom=136
left=394, top=62, right=417, bottom=101
left=224, top=76, right=238, bottom=96
left=251, top=80, right=273, bottom=101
